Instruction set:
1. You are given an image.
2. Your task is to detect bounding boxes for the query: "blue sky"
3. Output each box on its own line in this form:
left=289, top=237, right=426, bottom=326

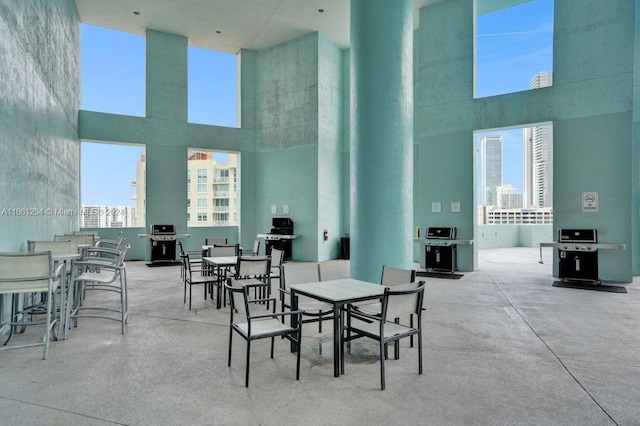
left=475, top=0, right=554, bottom=200
left=81, top=0, right=553, bottom=207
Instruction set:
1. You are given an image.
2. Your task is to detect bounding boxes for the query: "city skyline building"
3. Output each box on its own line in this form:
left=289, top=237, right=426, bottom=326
left=480, top=135, right=503, bottom=206
left=81, top=205, right=137, bottom=228
left=493, top=183, right=524, bottom=210
left=133, top=151, right=238, bottom=228
left=523, top=71, right=553, bottom=208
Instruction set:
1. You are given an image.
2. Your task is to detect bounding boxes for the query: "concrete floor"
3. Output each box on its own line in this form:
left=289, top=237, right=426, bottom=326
left=1, top=248, right=639, bottom=425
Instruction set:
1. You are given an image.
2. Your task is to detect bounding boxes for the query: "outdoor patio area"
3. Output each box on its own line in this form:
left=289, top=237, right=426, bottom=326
left=1, top=247, right=638, bottom=425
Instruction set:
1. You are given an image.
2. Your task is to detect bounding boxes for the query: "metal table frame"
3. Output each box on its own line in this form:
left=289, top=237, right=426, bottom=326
left=288, top=279, right=386, bottom=377
left=202, top=256, right=238, bottom=308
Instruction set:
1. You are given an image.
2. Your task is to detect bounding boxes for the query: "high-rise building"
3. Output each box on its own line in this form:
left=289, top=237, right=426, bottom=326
left=523, top=72, right=553, bottom=209
left=134, top=151, right=239, bottom=228
left=494, top=184, right=524, bottom=209
left=81, top=205, right=137, bottom=228
left=480, top=135, right=503, bottom=206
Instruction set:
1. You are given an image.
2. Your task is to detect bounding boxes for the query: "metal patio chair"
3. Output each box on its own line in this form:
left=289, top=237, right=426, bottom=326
left=225, top=278, right=303, bottom=387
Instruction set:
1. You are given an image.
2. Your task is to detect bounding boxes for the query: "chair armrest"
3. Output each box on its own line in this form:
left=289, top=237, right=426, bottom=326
left=87, top=247, right=119, bottom=255
left=74, top=260, right=122, bottom=270
left=346, top=305, right=382, bottom=321
left=95, top=239, right=118, bottom=247
left=249, top=310, right=304, bottom=321
left=248, top=297, right=277, bottom=305
left=53, top=262, right=66, bottom=278
left=242, top=282, right=270, bottom=288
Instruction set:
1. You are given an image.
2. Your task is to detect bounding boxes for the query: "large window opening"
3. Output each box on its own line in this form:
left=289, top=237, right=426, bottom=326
left=188, top=46, right=238, bottom=127
left=81, top=142, right=145, bottom=228
left=81, top=24, right=145, bottom=116
left=474, top=0, right=554, bottom=98
left=475, top=123, right=553, bottom=226
left=186, top=150, right=239, bottom=227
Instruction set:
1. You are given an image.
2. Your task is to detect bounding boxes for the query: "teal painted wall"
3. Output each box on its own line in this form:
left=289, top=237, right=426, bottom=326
left=0, top=0, right=80, bottom=251
left=252, top=34, right=320, bottom=261
left=417, top=0, right=636, bottom=281
left=341, top=49, right=352, bottom=238
left=634, top=0, right=640, bottom=276
left=318, top=34, right=345, bottom=260
left=249, top=32, right=344, bottom=261
left=418, top=0, right=476, bottom=271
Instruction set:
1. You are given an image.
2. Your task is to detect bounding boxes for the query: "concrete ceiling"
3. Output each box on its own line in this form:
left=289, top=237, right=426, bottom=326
left=75, top=0, right=442, bottom=54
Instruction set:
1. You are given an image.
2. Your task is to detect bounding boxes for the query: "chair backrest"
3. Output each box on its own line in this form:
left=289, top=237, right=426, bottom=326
left=177, top=240, right=185, bottom=254
left=383, top=281, right=425, bottom=321
left=226, top=278, right=249, bottom=316
left=206, top=238, right=228, bottom=246
left=55, top=234, right=94, bottom=246
left=270, top=248, right=284, bottom=268
left=74, top=230, right=99, bottom=239
left=252, top=240, right=260, bottom=253
left=0, top=252, right=53, bottom=295
left=380, top=265, right=416, bottom=286
left=235, top=256, right=271, bottom=279
left=183, top=253, right=197, bottom=274
left=282, top=263, right=321, bottom=289
left=209, top=244, right=239, bottom=257
left=28, top=240, right=78, bottom=255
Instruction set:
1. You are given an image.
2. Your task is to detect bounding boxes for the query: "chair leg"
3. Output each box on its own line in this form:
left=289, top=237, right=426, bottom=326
left=189, top=286, right=192, bottom=310
left=394, top=318, right=400, bottom=360
left=410, top=314, right=414, bottom=348
left=270, top=336, right=275, bottom=358
left=228, top=329, right=233, bottom=366
left=123, top=269, right=129, bottom=324
left=245, top=341, right=251, bottom=387
left=295, top=328, right=301, bottom=380
left=380, top=339, right=386, bottom=391
left=340, top=330, right=345, bottom=375
left=418, top=330, right=423, bottom=375
left=318, top=310, right=322, bottom=333
left=120, top=274, right=126, bottom=334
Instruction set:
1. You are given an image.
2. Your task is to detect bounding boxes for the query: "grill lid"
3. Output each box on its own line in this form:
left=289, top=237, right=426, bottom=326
left=272, top=217, right=293, bottom=229
left=427, top=227, right=456, bottom=240
left=558, top=229, right=597, bottom=244
left=151, top=224, right=176, bottom=235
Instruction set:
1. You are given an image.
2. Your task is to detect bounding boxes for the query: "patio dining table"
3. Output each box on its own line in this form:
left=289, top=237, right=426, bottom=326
left=288, top=278, right=385, bottom=377
left=202, top=256, right=237, bottom=308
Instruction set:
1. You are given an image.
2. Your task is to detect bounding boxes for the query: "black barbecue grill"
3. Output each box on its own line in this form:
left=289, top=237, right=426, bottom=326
left=150, top=224, right=177, bottom=263
left=263, top=217, right=296, bottom=260
left=557, top=228, right=599, bottom=283
left=425, top=227, right=457, bottom=273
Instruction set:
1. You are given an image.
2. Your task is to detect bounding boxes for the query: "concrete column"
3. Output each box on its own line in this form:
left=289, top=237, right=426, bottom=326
left=146, top=29, right=187, bottom=121
left=350, top=0, right=413, bottom=282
